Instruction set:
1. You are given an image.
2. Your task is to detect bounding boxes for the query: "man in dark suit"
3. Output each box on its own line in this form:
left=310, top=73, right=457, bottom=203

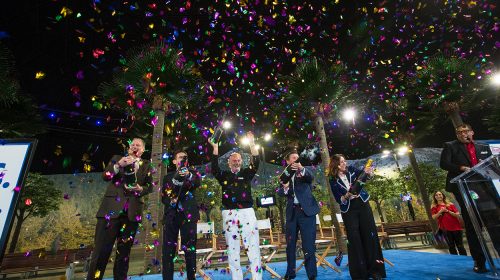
left=278, top=149, right=320, bottom=280
left=161, top=150, right=201, bottom=280
left=440, top=123, right=492, bottom=273
left=87, top=138, right=153, bottom=280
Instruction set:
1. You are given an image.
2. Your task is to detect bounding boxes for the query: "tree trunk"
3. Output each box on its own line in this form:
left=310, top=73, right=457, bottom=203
left=314, top=115, right=347, bottom=252
left=206, top=208, right=212, bottom=222
left=443, top=101, right=463, bottom=128
left=143, top=97, right=166, bottom=274
left=375, top=201, right=385, bottom=223
left=408, top=150, right=438, bottom=232
left=7, top=211, right=25, bottom=253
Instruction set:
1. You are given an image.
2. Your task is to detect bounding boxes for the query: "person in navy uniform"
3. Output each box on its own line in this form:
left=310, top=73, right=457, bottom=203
left=278, top=149, right=319, bottom=280
left=161, top=150, right=201, bottom=280
left=440, top=123, right=495, bottom=273
left=328, top=154, right=385, bottom=280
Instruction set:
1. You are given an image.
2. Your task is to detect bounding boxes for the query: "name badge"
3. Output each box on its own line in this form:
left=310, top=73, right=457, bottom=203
left=238, top=177, right=244, bottom=180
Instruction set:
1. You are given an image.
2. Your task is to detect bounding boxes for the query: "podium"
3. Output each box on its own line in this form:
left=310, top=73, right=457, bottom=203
left=451, top=154, right=500, bottom=278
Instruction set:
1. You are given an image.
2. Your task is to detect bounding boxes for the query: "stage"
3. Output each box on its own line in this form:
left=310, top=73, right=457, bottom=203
left=108, top=250, right=499, bottom=280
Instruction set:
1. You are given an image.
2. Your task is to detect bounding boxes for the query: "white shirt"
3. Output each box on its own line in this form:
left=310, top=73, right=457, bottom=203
left=284, top=168, right=306, bottom=204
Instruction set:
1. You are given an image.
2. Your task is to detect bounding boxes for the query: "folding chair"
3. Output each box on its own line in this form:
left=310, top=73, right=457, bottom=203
left=296, top=215, right=341, bottom=273
left=244, top=218, right=282, bottom=279
left=376, top=222, right=394, bottom=267
left=320, top=214, right=337, bottom=241
left=178, top=222, right=218, bottom=280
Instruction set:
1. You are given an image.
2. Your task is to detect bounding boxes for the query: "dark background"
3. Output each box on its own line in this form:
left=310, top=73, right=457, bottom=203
left=1, top=1, right=498, bottom=174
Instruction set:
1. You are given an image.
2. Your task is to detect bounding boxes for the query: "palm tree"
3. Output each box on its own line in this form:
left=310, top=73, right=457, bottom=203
left=0, top=42, right=45, bottom=137
left=413, top=54, right=482, bottom=128
left=402, top=54, right=484, bottom=232
left=98, top=40, right=205, bottom=272
left=280, top=57, right=352, bottom=252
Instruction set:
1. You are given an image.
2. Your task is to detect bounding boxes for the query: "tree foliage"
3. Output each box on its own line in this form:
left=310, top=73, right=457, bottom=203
left=98, top=40, right=206, bottom=141
left=365, top=175, right=405, bottom=222
left=275, top=57, right=353, bottom=146
left=8, top=173, right=62, bottom=252
left=399, top=163, right=447, bottom=200
left=195, top=177, right=223, bottom=222
left=18, top=173, right=62, bottom=220
left=0, top=42, right=45, bottom=137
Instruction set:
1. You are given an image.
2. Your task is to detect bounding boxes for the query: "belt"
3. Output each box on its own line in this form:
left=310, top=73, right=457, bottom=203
left=293, top=203, right=301, bottom=208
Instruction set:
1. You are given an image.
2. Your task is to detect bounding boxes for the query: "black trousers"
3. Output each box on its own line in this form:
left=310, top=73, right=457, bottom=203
left=86, top=215, right=139, bottom=280
left=284, top=205, right=317, bottom=279
left=162, top=210, right=197, bottom=280
left=445, top=230, right=467, bottom=255
left=342, top=198, right=386, bottom=280
left=451, top=187, right=486, bottom=265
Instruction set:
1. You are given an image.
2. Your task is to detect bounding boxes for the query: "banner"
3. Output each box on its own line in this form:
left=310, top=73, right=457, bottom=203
left=0, top=139, right=37, bottom=261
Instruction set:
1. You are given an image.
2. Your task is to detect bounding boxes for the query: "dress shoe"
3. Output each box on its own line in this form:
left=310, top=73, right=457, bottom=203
left=308, top=277, right=316, bottom=280
left=283, top=275, right=295, bottom=280
left=473, top=265, right=487, bottom=273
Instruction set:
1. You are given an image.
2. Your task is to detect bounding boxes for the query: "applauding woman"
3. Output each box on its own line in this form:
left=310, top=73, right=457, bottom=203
left=328, top=154, right=386, bottom=280
left=431, top=191, right=467, bottom=256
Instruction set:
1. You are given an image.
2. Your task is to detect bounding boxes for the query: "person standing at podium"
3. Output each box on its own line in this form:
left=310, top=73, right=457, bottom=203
left=440, top=123, right=492, bottom=273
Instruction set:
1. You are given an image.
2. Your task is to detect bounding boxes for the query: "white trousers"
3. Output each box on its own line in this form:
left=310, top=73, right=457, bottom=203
left=222, top=208, right=262, bottom=280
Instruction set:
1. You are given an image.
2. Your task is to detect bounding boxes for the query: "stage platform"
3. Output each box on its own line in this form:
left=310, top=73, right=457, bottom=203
left=108, top=249, right=499, bottom=280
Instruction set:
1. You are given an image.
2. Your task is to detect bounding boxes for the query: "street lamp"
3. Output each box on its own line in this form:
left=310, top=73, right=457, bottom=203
left=383, top=146, right=416, bottom=221
left=222, top=120, right=232, bottom=130
left=490, top=72, right=500, bottom=87
left=342, top=108, right=356, bottom=125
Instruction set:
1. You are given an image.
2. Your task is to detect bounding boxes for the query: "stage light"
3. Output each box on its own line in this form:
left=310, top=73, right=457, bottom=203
left=49, top=113, right=56, bottom=119
left=342, top=108, right=356, bottom=122
left=240, top=136, right=250, bottom=146
left=382, top=150, right=391, bottom=158
left=223, top=121, right=232, bottom=129
left=263, top=133, right=272, bottom=142
left=397, top=146, right=408, bottom=156
left=491, top=72, right=500, bottom=87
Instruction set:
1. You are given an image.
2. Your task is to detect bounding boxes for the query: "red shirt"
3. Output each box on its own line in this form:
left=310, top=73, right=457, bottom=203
left=465, top=142, right=478, bottom=166
left=432, top=203, right=462, bottom=231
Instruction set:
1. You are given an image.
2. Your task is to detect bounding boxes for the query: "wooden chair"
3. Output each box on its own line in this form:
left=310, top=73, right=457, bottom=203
left=178, top=222, right=219, bottom=280
left=376, top=222, right=394, bottom=267
left=244, top=218, right=281, bottom=279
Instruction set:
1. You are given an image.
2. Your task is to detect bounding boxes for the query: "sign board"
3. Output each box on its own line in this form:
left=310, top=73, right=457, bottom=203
left=0, top=139, right=37, bottom=261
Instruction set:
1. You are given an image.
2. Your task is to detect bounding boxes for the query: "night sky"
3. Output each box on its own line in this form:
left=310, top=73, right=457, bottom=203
left=1, top=0, right=498, bottom=174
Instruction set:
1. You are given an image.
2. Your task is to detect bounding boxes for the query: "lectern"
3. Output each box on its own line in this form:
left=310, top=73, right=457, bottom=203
left=451, top=154, right=500, bottom=278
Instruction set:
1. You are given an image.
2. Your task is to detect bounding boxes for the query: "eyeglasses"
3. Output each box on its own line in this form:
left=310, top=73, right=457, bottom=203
left=456, top=130, right=470, bottom=134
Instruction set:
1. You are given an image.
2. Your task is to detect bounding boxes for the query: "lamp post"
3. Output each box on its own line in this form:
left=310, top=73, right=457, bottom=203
left=258, top=133, right=273, bottom=220
left=383, top=147, right=416, bottom=221
left=342, top=108, right=356, bottom=125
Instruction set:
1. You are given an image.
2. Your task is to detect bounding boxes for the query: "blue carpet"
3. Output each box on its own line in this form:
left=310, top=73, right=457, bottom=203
left=114, top=250, right=499, bottom=280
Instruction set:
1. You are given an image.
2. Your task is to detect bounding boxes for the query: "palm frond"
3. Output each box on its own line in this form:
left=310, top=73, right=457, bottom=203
left=413, top=54, right=481, bottom=108
left=0, top=42, right=20, bottom=108
left=99, top=40, right=204, bottom=120
left=280, top=57, right=351, bottom=116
